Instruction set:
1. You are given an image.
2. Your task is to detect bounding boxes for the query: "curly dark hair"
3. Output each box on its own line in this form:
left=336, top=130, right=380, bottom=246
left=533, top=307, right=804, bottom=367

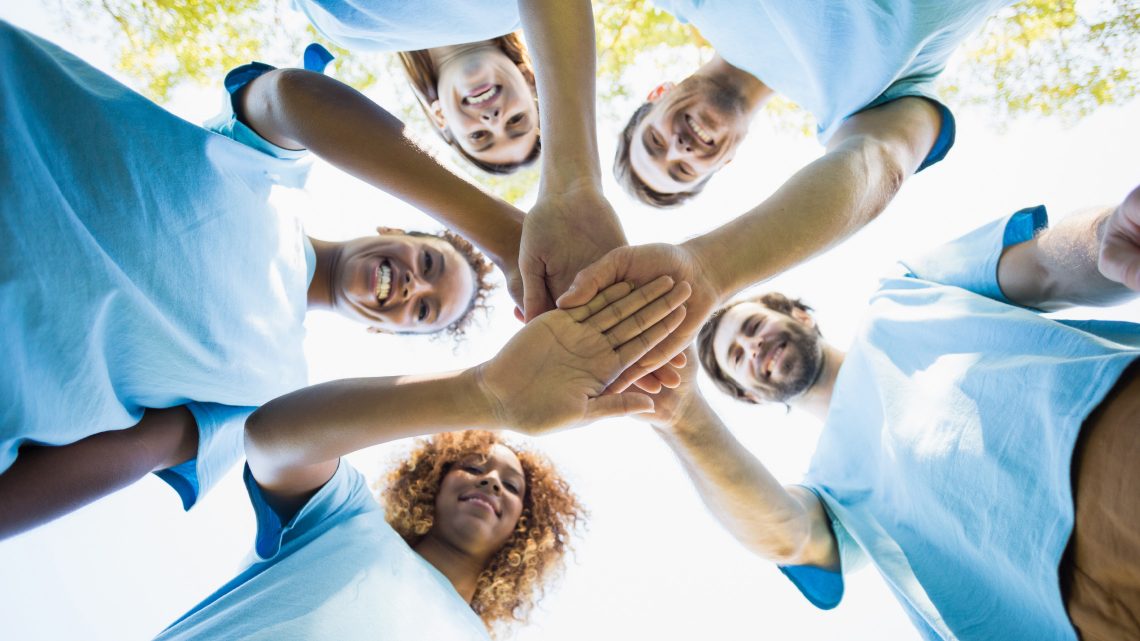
left=378, top=431, right=585, bottom=636
left=696, top=292, right=819, bottom=404
left=613, top=101, right=710, bottom=208
left=407, top=230, right=496, bottom=341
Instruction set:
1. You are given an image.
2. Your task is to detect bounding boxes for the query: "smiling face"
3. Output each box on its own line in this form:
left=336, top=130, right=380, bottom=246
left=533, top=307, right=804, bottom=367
left=432, top=45, right=539, bottom=167
left=711, top=301, right=824, bottom=403
left=331, top=230, right=476, bottom=334
left=431, top=444, right=527, bottom=558
left=628, top=75, right=751, bottom=195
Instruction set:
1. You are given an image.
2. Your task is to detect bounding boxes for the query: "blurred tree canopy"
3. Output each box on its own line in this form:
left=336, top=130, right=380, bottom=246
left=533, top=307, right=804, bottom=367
left=42, top=0, right=1137, bottom=200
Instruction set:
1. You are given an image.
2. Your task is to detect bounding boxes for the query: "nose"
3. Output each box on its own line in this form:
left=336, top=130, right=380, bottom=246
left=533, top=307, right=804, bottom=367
left=666, top=134, right=694, bottom=161
left=401, top=271, right=430, bottom=300
left=478, top=477, right=501, bottom=494
left=480, top=107, right=501, bottom=123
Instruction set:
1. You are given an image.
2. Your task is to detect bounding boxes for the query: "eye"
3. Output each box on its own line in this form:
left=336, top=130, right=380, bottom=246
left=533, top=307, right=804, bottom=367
left=504, top=482, right=520, bottom=495
left=651, top=130, right=665, bottom=149
left=469, top=130, right=489, bottom=142
left=462, top=465, right=482, bottom=474
left=423, top=250, right=433, bottom=274
left=417, top=300, right=429, bottom=322
left=507, top=113, right=525, bottom=126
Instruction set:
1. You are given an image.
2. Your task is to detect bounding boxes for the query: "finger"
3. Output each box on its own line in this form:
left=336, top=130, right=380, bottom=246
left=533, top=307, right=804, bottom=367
left=615, top=305, right=688, bottom=372
left=611, top=312, right=696, bottom=392
left=670, top=351, right=687, bottom=368
left=630, top=375, right=663, bottom=394
left=565, top=281, right=634, bottom=323
left=649, top=363, right=682, bottom=389
left=601, top=280, right=691, bottom=343
left=521, top=258, right=555, bottom=322
left=555, top=250, right=624, bottom=309
left=513, top=306, right=525, bottom=323
left=584, top=392, right=654, bottom=421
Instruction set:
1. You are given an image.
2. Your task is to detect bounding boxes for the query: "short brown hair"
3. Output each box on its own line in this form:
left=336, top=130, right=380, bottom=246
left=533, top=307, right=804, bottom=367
left=696, top=292, right=818, bottom=403
left=613, top=101, right=710, bottom=208
left=399, top=34, right=540, bottom=175
left=379, top=431, right=585, bottom=635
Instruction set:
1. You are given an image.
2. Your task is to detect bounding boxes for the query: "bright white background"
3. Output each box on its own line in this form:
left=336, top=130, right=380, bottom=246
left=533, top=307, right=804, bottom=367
left=1, top=4, right=1137, bottom=640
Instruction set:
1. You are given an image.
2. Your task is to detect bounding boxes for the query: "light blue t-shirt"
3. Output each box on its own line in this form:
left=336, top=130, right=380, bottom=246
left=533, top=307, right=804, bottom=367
left=654, top=0, right=1014, bottom=144
left=0, top=23, right=315, bottom=506
left=294, top=0, right=521, bottom=51
left=156, top=461, right=491, bottom=641
left=781, top=207, right=1140, bottom=640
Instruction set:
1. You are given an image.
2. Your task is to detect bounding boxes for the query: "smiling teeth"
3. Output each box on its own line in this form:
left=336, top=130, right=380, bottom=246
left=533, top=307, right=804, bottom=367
left=375, top=263, right=391, bottom=302
left=687, top=115, right=714, bottom=145
left=466, top=86, right=498, bottom=104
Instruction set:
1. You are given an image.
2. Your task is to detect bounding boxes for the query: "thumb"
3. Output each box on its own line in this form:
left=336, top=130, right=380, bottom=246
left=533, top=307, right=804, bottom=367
left=556, top=251, right=623, bottom=309
left=521, top=256, right=555, bottom=322
left=584, top=392, right=654, bottom=421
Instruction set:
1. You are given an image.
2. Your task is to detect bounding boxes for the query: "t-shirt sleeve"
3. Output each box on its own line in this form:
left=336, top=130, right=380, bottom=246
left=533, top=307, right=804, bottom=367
left=897, top=205, right=1050, bottom=302
left=858, top=78, right=956, bottom=173
left=778, top=486, right=867, bottom=610
left=153, top=402, right=251, bottom=511
left=244, top=459, right=379, bottom=562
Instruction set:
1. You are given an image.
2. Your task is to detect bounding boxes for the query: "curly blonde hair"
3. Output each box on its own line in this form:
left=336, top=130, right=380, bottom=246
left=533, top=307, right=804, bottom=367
left=378, top=431, right=585, bottom=635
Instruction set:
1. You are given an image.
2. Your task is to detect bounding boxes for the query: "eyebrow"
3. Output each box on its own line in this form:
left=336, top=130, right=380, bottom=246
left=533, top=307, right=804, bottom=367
left=434, top=248, right=445, bottom=282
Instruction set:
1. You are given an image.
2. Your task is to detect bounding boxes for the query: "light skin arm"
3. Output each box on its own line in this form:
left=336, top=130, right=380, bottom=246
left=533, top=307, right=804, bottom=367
left=245, top=277, right=691, bottom=517
left=235, top=68, right=527, bottom=306
left=561, top=97, right=942, bottom=391
left=515, top=0, right=629, bottom=320
left=639, top=350, right=838, bottom=569
left=998, top=186, right=1140, bottom=309
left=0, top=406, right=197, bottom=541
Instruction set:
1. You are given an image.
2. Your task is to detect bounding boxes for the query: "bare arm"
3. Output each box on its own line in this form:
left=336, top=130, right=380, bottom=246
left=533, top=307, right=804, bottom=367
left=236, top=68, right=525, bottom=299
left=999, top=187, right=1140, bottom=309
left=0, top=406, right=196, bottom=540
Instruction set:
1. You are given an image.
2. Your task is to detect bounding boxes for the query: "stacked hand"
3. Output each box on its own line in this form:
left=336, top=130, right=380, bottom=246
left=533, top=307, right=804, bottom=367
left=555, top=242, right=722, bottom=393
left=1099, top=185, right=1140, bottom=291
left=479, top=276, right=691, bottom=436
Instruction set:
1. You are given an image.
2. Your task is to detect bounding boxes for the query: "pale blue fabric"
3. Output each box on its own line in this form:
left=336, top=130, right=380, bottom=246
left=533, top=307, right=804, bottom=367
left=293, top=0, right=521, bottom=51
left=156, top=461, right=491, bottom=641
left=0, top=23, right=314, bottom=506
left=653, top=0, right=1014, bottom=142
left=781, top=208, right=1140, bottom=640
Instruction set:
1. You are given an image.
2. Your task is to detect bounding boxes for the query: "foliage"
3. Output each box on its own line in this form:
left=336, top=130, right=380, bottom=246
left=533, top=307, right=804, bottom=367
left=943, top=0, right=1140, bottom=122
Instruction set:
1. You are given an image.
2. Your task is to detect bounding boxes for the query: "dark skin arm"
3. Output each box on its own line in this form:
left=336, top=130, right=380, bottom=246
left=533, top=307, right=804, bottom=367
left=235, top=68, right=528, bottom=307
left=0, top=406, right=197, bottom=540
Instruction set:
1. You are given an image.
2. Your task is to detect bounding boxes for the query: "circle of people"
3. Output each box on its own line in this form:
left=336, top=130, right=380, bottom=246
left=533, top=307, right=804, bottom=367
left=2, top=2, right=1138, bottom=640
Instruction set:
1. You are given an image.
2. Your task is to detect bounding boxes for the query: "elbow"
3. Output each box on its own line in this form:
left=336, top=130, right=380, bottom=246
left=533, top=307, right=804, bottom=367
left=839, top=135, right=909, bottom=224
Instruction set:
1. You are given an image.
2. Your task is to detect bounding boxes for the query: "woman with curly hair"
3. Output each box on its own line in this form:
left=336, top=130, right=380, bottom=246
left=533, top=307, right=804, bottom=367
left=153, top=274, right=692, bottom=640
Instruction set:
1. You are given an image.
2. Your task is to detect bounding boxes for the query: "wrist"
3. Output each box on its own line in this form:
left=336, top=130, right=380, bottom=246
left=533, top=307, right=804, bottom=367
left=469, top=363, right=509, bottom=429
left=539, top=169, right=603, bottom=198
left=680, top=236, right=732, bottom=304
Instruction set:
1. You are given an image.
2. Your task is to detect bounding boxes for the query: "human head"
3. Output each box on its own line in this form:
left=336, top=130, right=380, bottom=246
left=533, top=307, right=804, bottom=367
left=381, top=431, right=585, bottom=633
left=329, top=228, right=494, bottom=339
left=697, top=292, right=824, bottom=404
left=615, top=75, right=752, bottom=207
left=399, top=34, right=541, bottom=174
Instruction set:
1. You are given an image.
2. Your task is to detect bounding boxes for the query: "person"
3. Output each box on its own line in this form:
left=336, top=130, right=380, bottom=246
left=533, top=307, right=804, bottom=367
left=292, top=0, right=634, bottom=347
left=0, top=24, right=526, bottom=538
left=154, top=271, right=692, bottom=639
left=564, top=0, right=1017, bottom=392
left=641, top=188, right=1140, bottom=640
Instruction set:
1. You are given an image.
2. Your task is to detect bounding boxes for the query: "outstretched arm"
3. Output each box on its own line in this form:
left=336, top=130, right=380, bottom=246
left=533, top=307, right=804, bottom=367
left=999, top=185, right=1140, bottom=309
left=515, top=0, right=628, bottom=320
left=560, top=97, right=941, bottom=391
left=236, top=68, right=527, bottom=305
left=246, top=277, right=690, bottom=517
left=638, top=350, right=838, bottom=568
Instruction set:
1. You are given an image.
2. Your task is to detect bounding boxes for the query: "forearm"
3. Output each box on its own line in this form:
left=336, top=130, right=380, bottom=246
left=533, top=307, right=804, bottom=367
left=241, top=69, right=524, bottom=267
left=245, top=368, right=496, bottom=478
left=999, top=206, right=1136, bottom=310
left=517, top=0, right=602, bottom=192
left=685, top=137, right=908, bottom=299
left=0, top=407, right=196, bottom=540
left=654, top=400, right=831, bottom=566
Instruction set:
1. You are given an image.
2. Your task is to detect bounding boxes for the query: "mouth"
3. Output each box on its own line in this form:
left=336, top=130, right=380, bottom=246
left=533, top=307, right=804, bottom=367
left=463, top=84, right=500, bottom=106
left=684, top=113, right=715, bottom=147
left=374, top=260, right=393, bottom=305
left=459, top=493, right=500, bottom=517
left=760, top=341, right=788, bottom=380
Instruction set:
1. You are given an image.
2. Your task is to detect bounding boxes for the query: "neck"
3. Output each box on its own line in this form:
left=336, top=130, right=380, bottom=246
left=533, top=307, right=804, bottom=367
left=788, top=342, right=845, bottom=422
left=428, top=40, right=499, bottom=69
left=413, top=534, right=488, bottom=603
left=306, top=237, right=338, bottom=310
left=698, top=54, right=774, bottom=115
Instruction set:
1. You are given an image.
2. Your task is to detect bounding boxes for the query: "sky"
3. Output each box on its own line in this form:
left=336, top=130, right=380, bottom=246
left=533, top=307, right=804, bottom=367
left=1, top=4, right=1138, bottom=641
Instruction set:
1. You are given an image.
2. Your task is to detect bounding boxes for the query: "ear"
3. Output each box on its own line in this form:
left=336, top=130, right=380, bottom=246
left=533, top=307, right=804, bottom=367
left=375, top=226, right=406, bottom=237
left=646, top=81, right=675, bottom=103
left=790, top=306, right=815, bottom=328
left=428, top=99, right=448, bottom=130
